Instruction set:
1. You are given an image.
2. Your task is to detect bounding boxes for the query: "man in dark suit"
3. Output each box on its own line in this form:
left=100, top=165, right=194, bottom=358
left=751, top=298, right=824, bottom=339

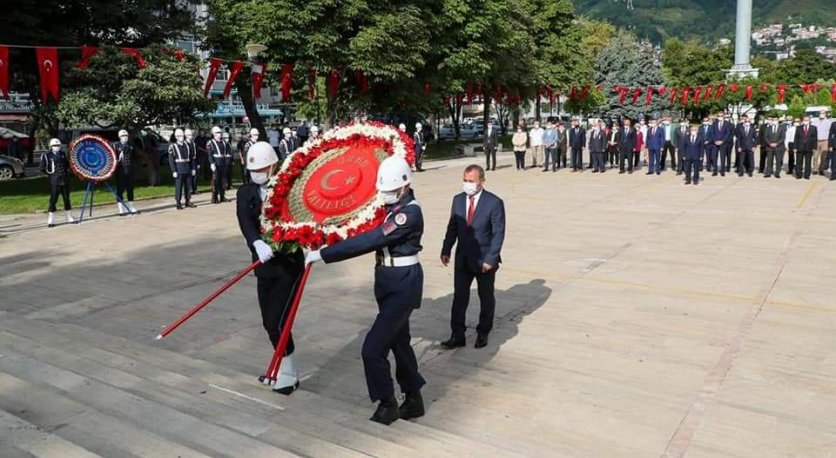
left=682, top=124, right=703, bottom=185
left=762, top=116, right=786, bottom=178
left=710, top=112, right=733, bottom=176
left=568, top=118, right=586, bottom=171
left=700, top=117, right=713, bottom=171
left=830, top=120, right=836, bottom=181
left=674, top=122, right=688, bottom=175
left=794, top=116, right=818, bottom=180
left=588, top=120, right=607, bottom=173
left=735, top=114, right=757, bottom=177
left=556, top=122, right=568, bottom=169
left=441, top=165, right=506, bottom=349
left=646, top=118, right=665, bottom=175
left=618, top=118, right=637, bottom=174
left=483, top=122, right=499, bottom=171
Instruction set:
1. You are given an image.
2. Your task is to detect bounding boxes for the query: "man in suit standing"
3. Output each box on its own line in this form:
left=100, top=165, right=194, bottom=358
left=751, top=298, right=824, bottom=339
left=618, top=118, right=637, bottom=174
left=646, top=118, right=665, bottom=175
left=542, top=120, right=558, bottom=172
left=660, top=117, right=676, bottom=172
left=795, top=116, right=818, bottom=180
left=674, top=122, right=688, bottom=175
left=700, top=116, right=713, bottom=171
left=483, top=122, right=499, bottom=172
left=588, top=120, right=606, bottom=173
left=762, top=116, right=786, bottom=178
left=735, top=114, right=757, bottom=177
left=441, top=165, right=506, bottom=349
left=568, top=118, right=586, bottom=172
left=683, top=124, right=703, bottom=185
left=710, top=112, right=733, bottom=176
left=556, top=122, right=568, bottom=169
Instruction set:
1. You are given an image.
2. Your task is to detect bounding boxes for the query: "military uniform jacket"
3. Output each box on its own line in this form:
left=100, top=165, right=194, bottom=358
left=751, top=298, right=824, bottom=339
left=243, top=140, right=256, bottom=162
left=207, top=139, right=232, bottom=167
left=413, top=131, right=425, bottom=151
left=278, top=138, right=294, bottom=159
left=39, top=150, right=69, bottom=186
left=113, top=141, right=136, bottom=174
left=185, top=141, right=198, bottom=166
left=321, top=190, right=424, bottom=264
left=236, top=183, right=305, bottom=278
left=168, top=142, right=194, bottom=174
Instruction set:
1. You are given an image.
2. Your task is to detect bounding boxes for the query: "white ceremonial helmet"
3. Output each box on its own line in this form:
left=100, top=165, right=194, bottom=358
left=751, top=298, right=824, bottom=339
left=398, top=123, right=407, bottom=132
left=250, top=127, right=259, bottom=136
left=246, top=141, right=279, bottom=170
left=211, top=126, right=222, bottom=134
left=49, top=138, right=61, bottom=147
left=184, top=128, right=194, bottom=140
left=118, top=129, right=129, bottom=138
left=311, top=125, right=319, bottom=134
left=174, top=128, right=185, bottom=141
left=222, top=132, right=230, bottom=140
left=376, top=156, right=412, bottom=192
left=283, top=127, right=292, bottom=137
left=415, top=122, right=422, bottom=131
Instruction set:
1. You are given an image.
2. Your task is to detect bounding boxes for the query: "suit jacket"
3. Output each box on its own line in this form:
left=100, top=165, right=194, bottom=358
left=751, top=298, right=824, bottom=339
left=588, top=129, right=606, bottom=153
left=829, top=122, right=836, bottom=150
left=646, top=126, right=665, bottom=150
left=442, top=190, right=505, bottom=273
left=710, top=120, right=733, bottom=147
left=735, top=124, right=757, bottom=151
left=569, top=127, right=586, bottom=150
left=483, top=128, right=499, bottom=152
left=674, top=127, right=689, bottom=152
left=556, top=128, right=568, bottom=149
left=683, top=133, right=703, bottom=160
left=236, top=183, right=305, bottom=278
left=618, top=127, right=637, bottom=154
left=794, top=125, right=818, bottom=152
left=762, top=124, right=785, bottom=150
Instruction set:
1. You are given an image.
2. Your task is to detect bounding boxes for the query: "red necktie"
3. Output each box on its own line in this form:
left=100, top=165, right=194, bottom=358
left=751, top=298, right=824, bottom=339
left=466, top=196, right=476, bottom=226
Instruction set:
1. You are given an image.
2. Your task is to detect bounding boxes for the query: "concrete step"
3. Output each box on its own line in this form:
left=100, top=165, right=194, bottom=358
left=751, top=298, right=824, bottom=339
left=0, top=409, right=101, bottom=458
left=0, top=317, right=512, bottom=457
left=0, top=372, right=207, bottom=458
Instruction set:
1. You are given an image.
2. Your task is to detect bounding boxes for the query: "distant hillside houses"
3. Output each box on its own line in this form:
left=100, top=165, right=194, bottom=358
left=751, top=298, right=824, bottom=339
left=752, top=23, right=836, bottom=62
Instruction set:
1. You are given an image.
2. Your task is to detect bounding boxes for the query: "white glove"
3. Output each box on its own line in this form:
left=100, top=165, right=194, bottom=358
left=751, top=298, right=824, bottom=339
left=191, top=169, right=196, bottom=176
left=305, top=250, right=322, bottom=265
left=172, top=172, right=178, bottom=178
left=210, top=164, right=217, bottom=172
left=253, top=240, right=274, bottom=263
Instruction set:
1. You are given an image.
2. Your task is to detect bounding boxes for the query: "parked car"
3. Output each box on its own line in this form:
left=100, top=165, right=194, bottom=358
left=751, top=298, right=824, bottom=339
left=0, top=154, right=25, bottom=180
left=438, top=123, right=479, bottom=140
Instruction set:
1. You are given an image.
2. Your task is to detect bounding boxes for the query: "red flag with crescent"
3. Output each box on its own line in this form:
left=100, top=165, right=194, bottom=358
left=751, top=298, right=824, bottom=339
left=616, top=86, right=629, bottom=105
left=252, top=63, right=266, bottom=100
left=703, top=85, right=713, bottom=101
left=223, top=61, right=245, bottom=98
left=668, top=87, right=679, bottom=104
left=0, top=46, right=8, bottom=100
left=680, top=86, right=691, bottom=105
left=644, top=86, right=654, bottom=106
left=280, top=64, right=293, bottom=101
left=203, top=58, right=222, bottom=97
left=631, top=87, right=642, bottom=105
left=715, top=83, right=726, bottom=100
left=693, top=85, right=702, bottom=105
left=36, top=47, right=59, bottom=102
left=77, top=46, right=99, bottom=70
left=777, top=84, right=788, bottom=104
left=745, top=85, right=753, bottom=101
left=120, top=48, right=146, bottom=69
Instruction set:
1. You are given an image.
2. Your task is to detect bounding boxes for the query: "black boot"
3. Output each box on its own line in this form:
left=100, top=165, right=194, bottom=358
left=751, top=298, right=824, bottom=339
left=399, top=391, right=425, bottom=420
left=370, top=397, right=400, bottom=425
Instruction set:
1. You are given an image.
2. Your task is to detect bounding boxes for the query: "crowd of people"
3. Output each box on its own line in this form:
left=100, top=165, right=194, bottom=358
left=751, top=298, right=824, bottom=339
left=504, top=111, right=836, bottom=185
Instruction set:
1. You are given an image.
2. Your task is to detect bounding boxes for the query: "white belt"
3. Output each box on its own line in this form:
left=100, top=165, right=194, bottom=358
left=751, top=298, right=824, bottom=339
left=381, top=255, right=419, bottom=267
left=175, top=159, right=190, bottom=163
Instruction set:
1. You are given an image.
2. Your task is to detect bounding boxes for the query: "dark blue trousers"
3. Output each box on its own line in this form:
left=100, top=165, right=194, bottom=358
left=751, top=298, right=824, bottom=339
left=363, top=264, right=426, bottom=401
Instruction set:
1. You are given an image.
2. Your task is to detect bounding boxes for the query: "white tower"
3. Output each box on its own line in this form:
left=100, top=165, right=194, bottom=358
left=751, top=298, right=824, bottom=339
left=727, top=0, right=759, bottom=78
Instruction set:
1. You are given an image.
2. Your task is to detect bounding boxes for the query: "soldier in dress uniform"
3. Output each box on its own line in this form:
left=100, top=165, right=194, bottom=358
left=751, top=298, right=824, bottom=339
left=184, top=129, right=200, bottom=195
left=207, top=125, right=231, bottom=203
left=304, top=125, right=320, bottom=147
left=240, top=128, right=259, bottom=185
left=168, top=128, right=196, bottom=210
left=277, top=127, right=294, bottom=160
left=40, top=138, right=75, bottom=228
left=223, top=131, right=234, bottom=190
left=114, top=129, right=139, bottom=215
left=237, top=141, right=306, bottom=395
left=306, top=156, right=426, bottom=425
left=413, top=122, right=425, bottom=172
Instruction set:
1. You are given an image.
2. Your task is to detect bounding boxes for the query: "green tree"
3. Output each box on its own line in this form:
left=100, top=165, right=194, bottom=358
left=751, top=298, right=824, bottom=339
left=768, top=49, right=836, bottom=83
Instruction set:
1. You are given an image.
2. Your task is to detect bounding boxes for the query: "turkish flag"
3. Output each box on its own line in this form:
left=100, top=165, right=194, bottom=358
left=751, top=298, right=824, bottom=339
left=668, top=87, right=679, bottom=103
left=693, top=85, right=702, bottom=105
left=580, top=85, right=591, bottom=102
left=777, top=84, right=788, bottom=104
left=120, top=48, right=146, bottom=68
left=280, top=64, right=294, bottom=101
left=703, top=85, right=714, bottom=100
left=0, top=46, right=9, bottom=100
left=36, top=47, right=59, bottom=102
left=831, top=83, right=836, bottom=104
left=223, top=61, right=244, bottom=98
left=252, top=63, right=266, bottom=100
left=631, top=87, right=642, bottom=105
left=327, top=69, right=340, bottom=99
left=203, top=58, right=222, bottom=96
left=715, top=83, right=726, bottom=100
left=680, top=86, right=691, bottom=105
left=745, top=85, right=753, bottom=101
left=77, top=46, right=99, bottom=70
left=616, top=86, right=629, bottom=105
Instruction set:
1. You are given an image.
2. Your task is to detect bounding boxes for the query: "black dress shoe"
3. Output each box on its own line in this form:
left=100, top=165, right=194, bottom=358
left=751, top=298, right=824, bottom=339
left=273, top=381, right=300, bottom=396
left=475, top=334, right=489, bottom=348
left=176, top=204, right=183, bottom=210
left=370, top=398, right=400, bottom=425
left=399, top=391, right=425, bottom=420
left=684, top=180, right=691, bottom=185
left=775, top=174, right=780, bottom=179
left=441, top=337, right=465, bottom=349
left=186, top=202, right=197, bottom=208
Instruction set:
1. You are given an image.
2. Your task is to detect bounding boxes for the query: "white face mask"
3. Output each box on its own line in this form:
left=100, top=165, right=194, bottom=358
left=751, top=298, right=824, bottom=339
left=462, top=181, right=479, bottom=196
left=251, top=171, right=270, bottom=185
left=251, top=134, right=259, bottom=141
left=381, top=190, right=400, bottom=205
left=120, top=137, right=128, bottom=144
left=51, top=146, right=61, bottom=153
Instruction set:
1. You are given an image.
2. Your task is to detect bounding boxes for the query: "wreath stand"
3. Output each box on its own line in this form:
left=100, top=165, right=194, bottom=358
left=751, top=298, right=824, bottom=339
left=77, top=180, right=128, bottom=223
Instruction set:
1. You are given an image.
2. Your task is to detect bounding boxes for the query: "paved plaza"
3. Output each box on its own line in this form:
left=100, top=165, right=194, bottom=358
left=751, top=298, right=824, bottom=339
left=1, top=151, right=835, bottom=457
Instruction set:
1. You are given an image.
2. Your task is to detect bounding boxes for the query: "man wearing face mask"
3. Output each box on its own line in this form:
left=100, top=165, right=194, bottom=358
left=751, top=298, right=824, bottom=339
left=278, top=127, right=294, bottom=160
left=305, top=125, right=320, bottom=146
left=813, top=110, right=833, bottom=175
left=683, top=124, right=703, bottom=186
left=413, top=122, right=425, bottom=172
left=794, top=116, right=818, bottom=180
left=240, top=128, right=260, bottom=185
left=236, top=142, right=306, bottom=395
left=785, top=118, right=799, bottom=176
left=440, top=165, right=505, bottom=351
left=223, top=132, right=234, bottom=190
left=483, top=121, right=499, bottom=171
left=762, top=116, right=785, bottom=179
left=646, top=118, right=665, bottom=175
left=168, top=128, right=195, bottom=210
left=40, top=138, right=75, bottom=227
left=710, top=112, right=733, bottom=177
left=701, top=117, right=713, bottom=171
left=184, top=129, right=200, bottom=195
left=305, top=156, right=427, bottom=425
left=528, top=120, right=544, bottom=169
left=207, top=126, right=231, bottom=203
left=735, top=114, right=757, bottom=177
left=114, top=129, right=139, bottom=215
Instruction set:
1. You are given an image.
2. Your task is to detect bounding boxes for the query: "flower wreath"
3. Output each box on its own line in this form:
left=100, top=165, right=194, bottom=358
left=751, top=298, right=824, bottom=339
left=261, top=122, right=415, bottom=253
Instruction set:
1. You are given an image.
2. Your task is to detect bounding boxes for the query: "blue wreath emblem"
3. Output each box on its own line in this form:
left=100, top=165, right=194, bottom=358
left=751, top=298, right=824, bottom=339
left=69, top=135, right=117, bottom=182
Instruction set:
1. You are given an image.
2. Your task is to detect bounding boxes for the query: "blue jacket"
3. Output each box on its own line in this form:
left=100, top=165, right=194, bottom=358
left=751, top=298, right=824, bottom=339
left=683, top=132, right=703, bottom=161
left=646, top=126, right=665, bottom=150
left=441, top=190, right=505, bottom=272
left=735, top=124, right=758, bottom=151
left=710, top=120, right=733, bottom=146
